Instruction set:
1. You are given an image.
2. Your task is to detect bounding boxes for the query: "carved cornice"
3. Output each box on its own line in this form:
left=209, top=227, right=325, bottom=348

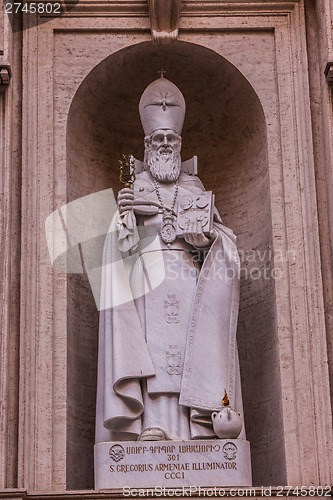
left=57, top=1, right=149, bottom=17
left=51, top=0, right=300, bottom=17
left=148, top=0, right=182, bottom=42
left=182, top=0, right=301, bottom=14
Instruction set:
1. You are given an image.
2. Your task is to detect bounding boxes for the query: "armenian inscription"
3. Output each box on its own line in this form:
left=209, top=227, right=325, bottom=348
left=94, top=439, right=252, bottom=488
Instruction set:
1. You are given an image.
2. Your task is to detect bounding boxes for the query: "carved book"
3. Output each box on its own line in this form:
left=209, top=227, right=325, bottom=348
left=176, top=191, right=214, bottom=237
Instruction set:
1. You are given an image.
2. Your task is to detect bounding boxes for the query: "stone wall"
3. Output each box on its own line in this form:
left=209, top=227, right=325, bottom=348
left=0, top=0, right=332, bottom=494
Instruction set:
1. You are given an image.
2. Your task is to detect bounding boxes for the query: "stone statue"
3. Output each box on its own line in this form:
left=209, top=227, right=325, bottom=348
left=95, top=76, right=245, bottom=443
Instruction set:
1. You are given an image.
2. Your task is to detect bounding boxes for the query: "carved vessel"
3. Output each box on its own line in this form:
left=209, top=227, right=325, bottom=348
left=211, top=406, right=242, bottom=439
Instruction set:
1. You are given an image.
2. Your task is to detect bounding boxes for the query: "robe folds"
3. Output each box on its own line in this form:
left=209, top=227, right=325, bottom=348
left=95, top=171, right=243, bottom=443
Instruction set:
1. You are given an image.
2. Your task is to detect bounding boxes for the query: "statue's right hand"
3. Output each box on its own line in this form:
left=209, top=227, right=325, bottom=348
left=117, top=188, right=135, bottom=214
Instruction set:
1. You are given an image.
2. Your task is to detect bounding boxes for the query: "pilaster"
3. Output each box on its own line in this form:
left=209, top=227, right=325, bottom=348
left=303, top=0, right=333, bottom=419
left=0, top=0, right=22, bottom=490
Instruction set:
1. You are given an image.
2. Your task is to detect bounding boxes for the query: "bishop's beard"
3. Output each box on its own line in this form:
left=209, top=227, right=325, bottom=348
left=145, top=147, right=181, bottom=183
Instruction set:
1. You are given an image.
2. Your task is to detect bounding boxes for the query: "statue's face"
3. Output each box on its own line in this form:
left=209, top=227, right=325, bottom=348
left=144, top=129, right=182, bottom=183
left=150, top=130, right=181, bottom=155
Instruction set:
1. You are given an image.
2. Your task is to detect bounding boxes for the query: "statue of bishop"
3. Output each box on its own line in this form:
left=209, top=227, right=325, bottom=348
left=95, top=76, right=245, bottom=442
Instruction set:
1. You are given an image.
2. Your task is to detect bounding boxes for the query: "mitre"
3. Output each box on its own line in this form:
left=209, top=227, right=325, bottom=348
left=139, top=76, right=186, bottom=136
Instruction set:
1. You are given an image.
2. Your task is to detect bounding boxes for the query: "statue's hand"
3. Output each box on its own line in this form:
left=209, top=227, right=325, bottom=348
left=183, top=221, right=215, bottom=249
left=117, top=188, right=134, bottom=214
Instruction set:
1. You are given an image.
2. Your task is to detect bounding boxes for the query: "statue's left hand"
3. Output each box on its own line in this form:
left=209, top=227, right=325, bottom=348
left=184, top=221, right=215, bottom=248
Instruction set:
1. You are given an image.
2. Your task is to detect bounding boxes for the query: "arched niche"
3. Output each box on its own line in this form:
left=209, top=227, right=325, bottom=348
left=66, top=41, right=286, bottom=489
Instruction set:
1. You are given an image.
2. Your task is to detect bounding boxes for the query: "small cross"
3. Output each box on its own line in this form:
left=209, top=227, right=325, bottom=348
left=158, top=68, right=166, bottom=78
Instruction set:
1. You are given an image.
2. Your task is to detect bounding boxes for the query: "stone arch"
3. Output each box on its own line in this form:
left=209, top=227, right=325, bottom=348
left=66, top=40, right=286, bottom=489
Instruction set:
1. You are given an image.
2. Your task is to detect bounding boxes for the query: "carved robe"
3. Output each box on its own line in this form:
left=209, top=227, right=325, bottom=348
left=95, top=171, right=244, bottom=442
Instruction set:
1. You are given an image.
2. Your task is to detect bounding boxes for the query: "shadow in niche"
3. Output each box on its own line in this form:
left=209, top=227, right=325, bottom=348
left=66, top=40, right=287, bottom=489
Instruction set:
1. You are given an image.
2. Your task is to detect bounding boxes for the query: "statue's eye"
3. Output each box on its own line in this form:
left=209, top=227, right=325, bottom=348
left=167, top=134, right=177, bottom=143
left=153, top=134, right=165, bottom=143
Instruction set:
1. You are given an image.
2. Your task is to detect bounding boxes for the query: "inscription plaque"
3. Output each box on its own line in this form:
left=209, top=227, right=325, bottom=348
left=94, top=439, right=252, bottom=488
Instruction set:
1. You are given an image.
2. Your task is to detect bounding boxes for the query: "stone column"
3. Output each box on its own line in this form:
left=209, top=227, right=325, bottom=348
left=0, top=2, right=22, bottom=490
left=304, top=0, right=333, bottom=415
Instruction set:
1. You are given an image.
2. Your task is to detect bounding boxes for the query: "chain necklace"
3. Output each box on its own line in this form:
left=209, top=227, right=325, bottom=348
left=152, top=176, right=179, bottom=244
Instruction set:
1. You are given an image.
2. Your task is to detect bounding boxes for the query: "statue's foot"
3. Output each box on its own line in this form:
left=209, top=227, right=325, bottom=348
left=138, top=427, right=167, bottom=441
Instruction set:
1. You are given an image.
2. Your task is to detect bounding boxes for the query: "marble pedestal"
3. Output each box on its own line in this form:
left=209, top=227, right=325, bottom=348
left=94, top=439, right=252, bottom=489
